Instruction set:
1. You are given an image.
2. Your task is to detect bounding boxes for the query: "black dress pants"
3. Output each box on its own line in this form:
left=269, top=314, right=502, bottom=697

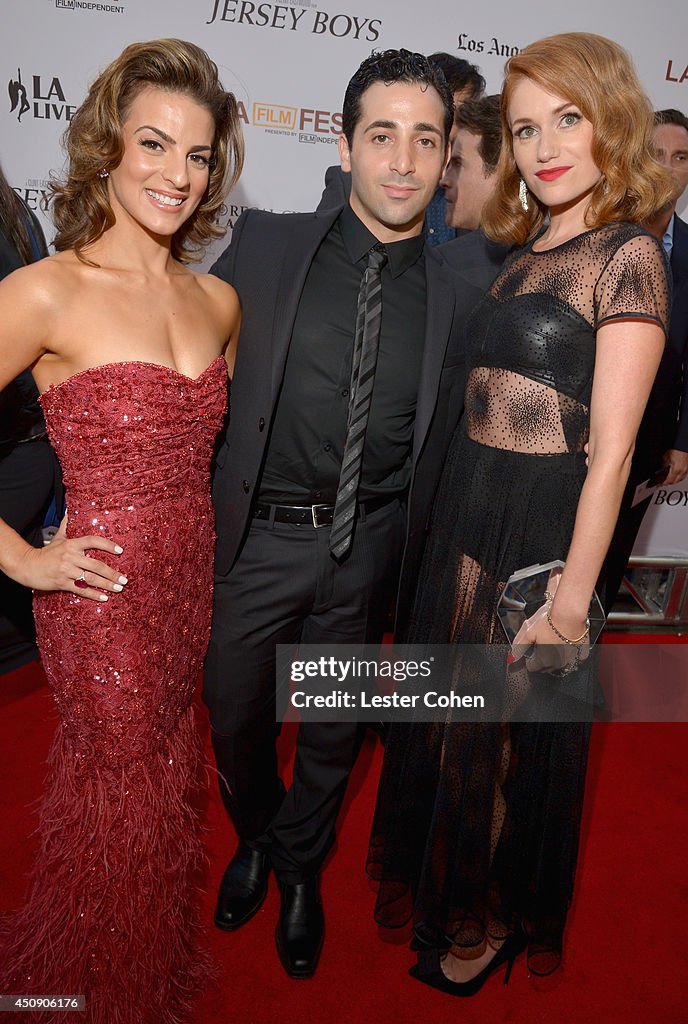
left=204, top=498, right=405, bottom=882
left=601, top=478, right=652, bottom=615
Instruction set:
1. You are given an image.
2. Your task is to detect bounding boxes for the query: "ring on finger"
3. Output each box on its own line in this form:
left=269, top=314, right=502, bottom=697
left=548, top=650, right=581, bottom=678
left=74, top=571, right=88, bottom=589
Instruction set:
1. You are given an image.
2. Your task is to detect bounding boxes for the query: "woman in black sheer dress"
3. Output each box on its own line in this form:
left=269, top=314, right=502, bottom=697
left=368, top=32, right=673, bottom=994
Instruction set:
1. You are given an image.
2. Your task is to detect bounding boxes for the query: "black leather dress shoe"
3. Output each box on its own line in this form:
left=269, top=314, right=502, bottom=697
left=214, top=841, right=271, bottom=931
left=275, top=877, right=324, bottom=978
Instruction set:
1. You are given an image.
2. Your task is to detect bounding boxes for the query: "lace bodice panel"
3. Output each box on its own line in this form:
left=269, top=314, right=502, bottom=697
left=465, top=223, right=670, bottom=454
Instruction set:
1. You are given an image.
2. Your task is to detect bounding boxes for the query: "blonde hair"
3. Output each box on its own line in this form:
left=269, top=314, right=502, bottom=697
left=482, top=32, right=674, bottom=246
left=50, top=38, right=244, bottom=262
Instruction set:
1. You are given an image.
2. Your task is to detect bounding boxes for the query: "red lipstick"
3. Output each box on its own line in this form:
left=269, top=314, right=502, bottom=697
left=534, top=167, right=571, bottom=181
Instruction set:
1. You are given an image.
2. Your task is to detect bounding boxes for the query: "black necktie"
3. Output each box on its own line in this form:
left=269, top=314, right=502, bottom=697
left=329, top=245, right=387, bottom=559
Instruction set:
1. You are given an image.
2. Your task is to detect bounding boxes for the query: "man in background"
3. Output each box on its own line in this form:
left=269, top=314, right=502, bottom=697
left=424, top=52, right=485, bottom=245
left=642, top=109, right=688, bottom=484
left=440, top=94, right=501, bottom=231
left=603, top=108, right=688, bottom=610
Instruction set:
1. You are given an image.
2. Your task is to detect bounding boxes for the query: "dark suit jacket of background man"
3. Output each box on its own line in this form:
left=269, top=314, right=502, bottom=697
left=640, top=214, right=688, bottom=467
left=603, top=213, right=688, bottom=611
left=395, top=227, right=507, bottom=631
left=210, top=204, right=506, bottom=635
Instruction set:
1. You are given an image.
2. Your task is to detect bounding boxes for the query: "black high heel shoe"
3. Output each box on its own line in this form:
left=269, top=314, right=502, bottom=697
left=409, top=931, right=527, bottom=997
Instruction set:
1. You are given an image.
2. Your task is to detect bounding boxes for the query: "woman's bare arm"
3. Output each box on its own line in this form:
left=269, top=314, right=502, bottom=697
left=515, top=316, right=664, bottom=664
left=0, top=263, right=127, bottom=601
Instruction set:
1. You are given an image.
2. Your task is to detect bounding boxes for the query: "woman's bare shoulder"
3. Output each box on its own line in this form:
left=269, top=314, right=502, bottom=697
left=0, top=250, right=86, bottom=306
left=193, top=271, right=241, bottom=341
left=194, top=269, right=240, bottom=309
left=0, top=252, right=92, bottom=378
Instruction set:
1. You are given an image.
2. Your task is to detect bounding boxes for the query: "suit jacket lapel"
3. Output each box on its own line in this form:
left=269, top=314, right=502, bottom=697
left=413, top=250, right=455, bottom=463
left=671, top=215, right=688, bottom=292
left=269, top=206, right=341, bottom=401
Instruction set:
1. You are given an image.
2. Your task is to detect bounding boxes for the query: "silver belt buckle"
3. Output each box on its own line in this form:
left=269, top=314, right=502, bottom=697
left=311, top=504, right=331, bottom=528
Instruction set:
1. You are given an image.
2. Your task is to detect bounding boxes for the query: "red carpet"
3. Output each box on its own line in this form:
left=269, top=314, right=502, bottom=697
left=1, top=654, right=686, bottom=1024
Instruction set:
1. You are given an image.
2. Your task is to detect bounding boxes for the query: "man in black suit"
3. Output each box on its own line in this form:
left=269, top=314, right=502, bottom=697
left=603, top=108, right=688, bottom=610
left=204, top=49, right=499, bottom=978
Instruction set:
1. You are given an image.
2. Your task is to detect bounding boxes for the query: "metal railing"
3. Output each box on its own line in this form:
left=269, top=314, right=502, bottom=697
left=606, top=557, right=688, bottom=628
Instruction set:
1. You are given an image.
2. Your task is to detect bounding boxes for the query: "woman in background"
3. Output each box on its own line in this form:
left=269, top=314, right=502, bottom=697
left=369, top=32, right=672, bottom=995
left=0, top=39, right=242, bottom=1023
left=0, top=168, right=56, bottom=663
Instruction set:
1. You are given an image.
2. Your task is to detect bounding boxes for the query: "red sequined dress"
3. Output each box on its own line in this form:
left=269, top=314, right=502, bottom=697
left=0, top=357, right=228, bottom=1023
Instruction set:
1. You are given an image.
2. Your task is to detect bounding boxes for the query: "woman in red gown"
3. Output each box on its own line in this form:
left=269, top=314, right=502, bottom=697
left=0, top=39, right=243, bottom=1023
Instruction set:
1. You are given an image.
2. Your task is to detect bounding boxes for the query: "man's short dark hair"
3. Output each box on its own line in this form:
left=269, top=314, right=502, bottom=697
left=654, top=108, right=688, bottom=133
left=427, top=52, right=485, bottom=100
left=342, top=48, right=454, bottom=146
left=454, top=94, right=502, bottom=172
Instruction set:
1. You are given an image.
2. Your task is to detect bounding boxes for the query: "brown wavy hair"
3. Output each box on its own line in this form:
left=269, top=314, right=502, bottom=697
left=482, top=33, right=674, bottom=246
left=50, top=38, right=244, bottom=262
left=0, top=165, right=44, bottom=264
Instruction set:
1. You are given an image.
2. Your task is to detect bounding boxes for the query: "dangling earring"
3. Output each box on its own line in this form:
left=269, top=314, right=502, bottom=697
left=601, top=176, right=609, bottom=195
left=518, top=178, right=529, bottom=212
left=98, top=168, right=109, bottom=179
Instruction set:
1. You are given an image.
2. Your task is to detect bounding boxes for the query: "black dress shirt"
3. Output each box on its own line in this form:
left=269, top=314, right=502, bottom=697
left=259, top=204, right=426, bottom=504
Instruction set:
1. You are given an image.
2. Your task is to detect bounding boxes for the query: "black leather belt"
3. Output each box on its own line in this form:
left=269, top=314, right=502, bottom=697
left=253, top=494, right=395, bottom=528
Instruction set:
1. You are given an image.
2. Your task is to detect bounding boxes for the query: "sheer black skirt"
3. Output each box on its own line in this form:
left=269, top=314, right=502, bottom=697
left=368, top=431, right=592, bottom=975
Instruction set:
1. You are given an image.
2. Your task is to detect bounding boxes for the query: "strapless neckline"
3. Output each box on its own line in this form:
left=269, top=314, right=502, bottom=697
left=40, top=354, right=226, bottom=399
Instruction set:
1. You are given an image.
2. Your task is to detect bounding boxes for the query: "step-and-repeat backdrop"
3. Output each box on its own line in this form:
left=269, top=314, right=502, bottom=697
left=3, top=0, right=688, bottom=557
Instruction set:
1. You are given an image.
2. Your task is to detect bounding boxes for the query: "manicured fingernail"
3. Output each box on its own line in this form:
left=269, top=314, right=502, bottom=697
left=118, top=576, right=128, bottom=585
left=99, top=594, right=109, bottom=602
left=114, top=545, right=123, bottom=554
left=507, top=652, right=516, bottom=665
left=113, top=584, right=123, bottom=592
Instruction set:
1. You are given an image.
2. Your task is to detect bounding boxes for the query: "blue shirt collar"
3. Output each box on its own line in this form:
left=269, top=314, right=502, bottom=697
left=663, top=213, right=675, bottom=258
